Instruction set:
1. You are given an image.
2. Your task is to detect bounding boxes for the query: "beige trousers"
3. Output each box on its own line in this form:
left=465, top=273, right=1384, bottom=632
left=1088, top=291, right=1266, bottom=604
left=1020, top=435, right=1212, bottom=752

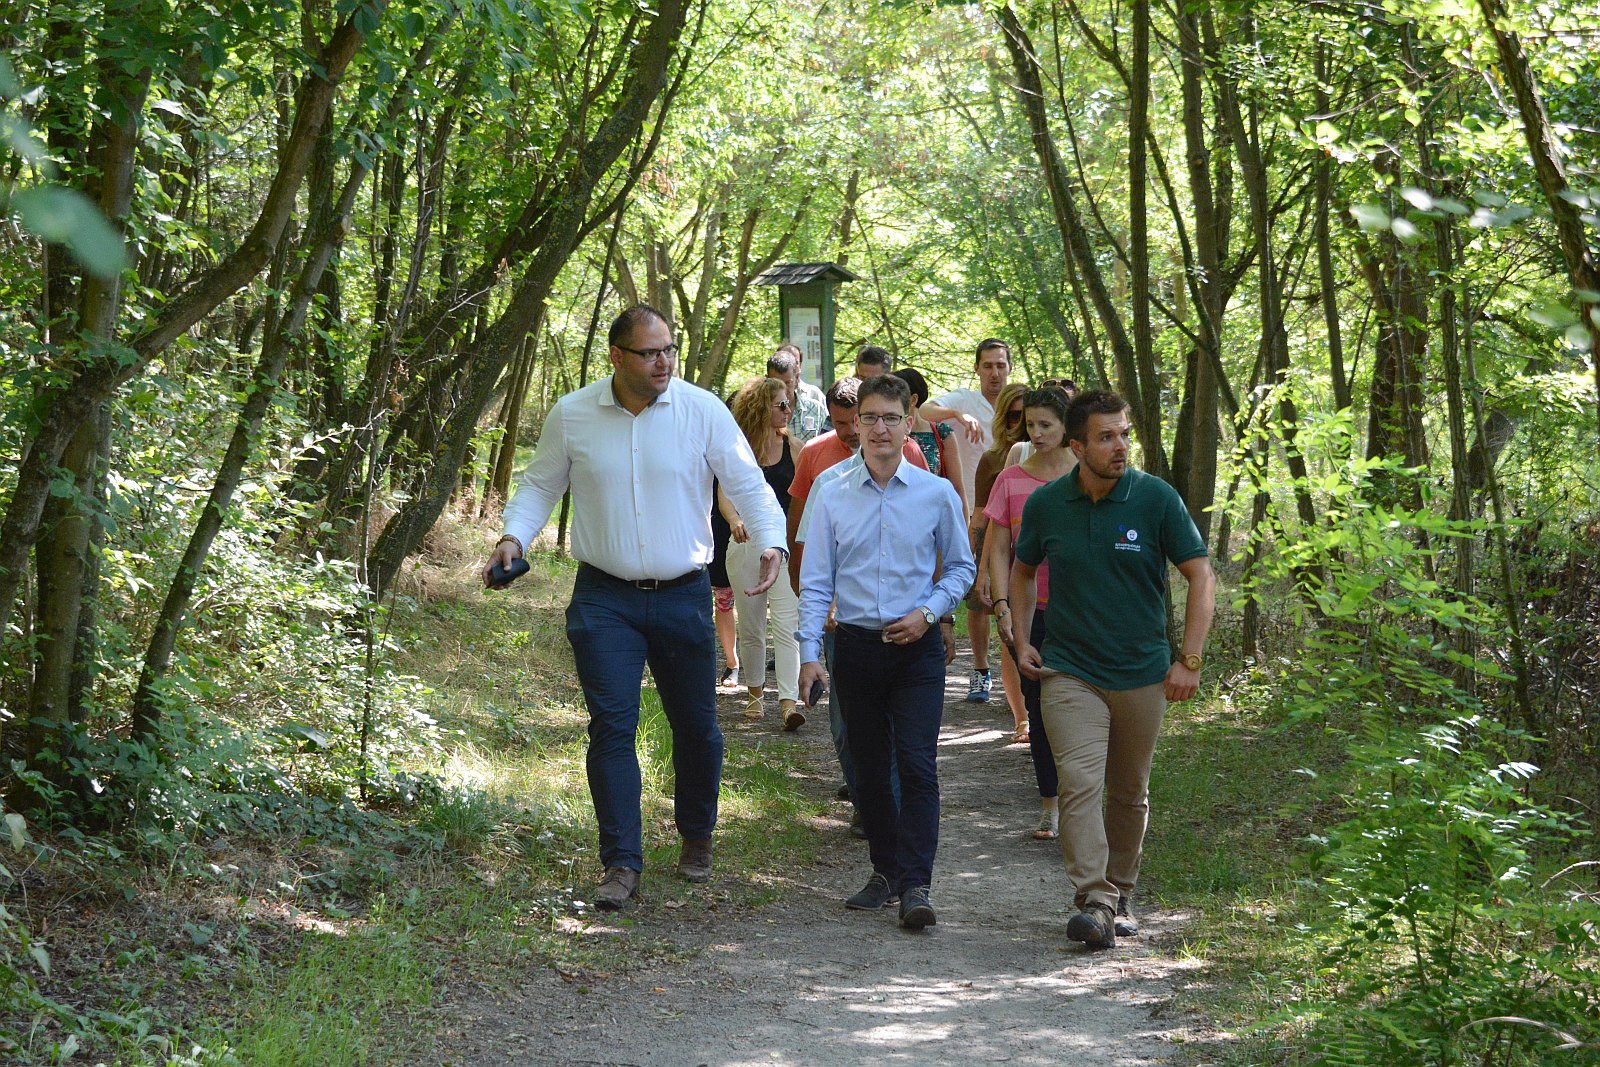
left=1039, top=671, right=1166, bottom=910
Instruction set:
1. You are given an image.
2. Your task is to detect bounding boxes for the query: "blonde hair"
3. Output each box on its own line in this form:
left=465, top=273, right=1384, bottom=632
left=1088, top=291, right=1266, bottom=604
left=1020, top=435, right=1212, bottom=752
left=986, top=382, right=1029, bottom=458
left=731, top=376, right=790, bottom=455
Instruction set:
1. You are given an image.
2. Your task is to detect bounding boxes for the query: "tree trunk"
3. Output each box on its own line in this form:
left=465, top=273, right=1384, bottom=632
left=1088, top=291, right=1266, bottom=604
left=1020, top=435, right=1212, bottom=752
left=1476, top=0, right=1600, bottom=449
left=0, top=0, right=387, bottom=640
left=365, top=0, right=694, bottom=597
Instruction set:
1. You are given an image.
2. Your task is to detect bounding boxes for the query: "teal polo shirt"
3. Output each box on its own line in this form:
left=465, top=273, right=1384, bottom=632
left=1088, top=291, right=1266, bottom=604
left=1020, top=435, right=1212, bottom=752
left=1013, top=467, right=1207, bottom=690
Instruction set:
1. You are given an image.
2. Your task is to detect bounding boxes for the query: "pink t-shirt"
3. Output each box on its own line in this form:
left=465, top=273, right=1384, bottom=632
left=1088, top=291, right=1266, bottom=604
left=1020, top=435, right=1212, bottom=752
left=984, top=464, right=1053, bottom=605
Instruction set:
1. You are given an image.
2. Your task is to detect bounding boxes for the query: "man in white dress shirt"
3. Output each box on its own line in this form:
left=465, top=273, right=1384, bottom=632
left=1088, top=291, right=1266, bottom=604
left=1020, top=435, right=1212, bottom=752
left=933, top=338, right=1012, bottom=704
left=484, top=306, right=788, bottom=910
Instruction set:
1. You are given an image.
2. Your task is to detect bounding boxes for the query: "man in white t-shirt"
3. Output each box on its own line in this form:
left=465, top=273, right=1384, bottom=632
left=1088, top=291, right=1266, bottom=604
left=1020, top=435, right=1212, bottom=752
left=933, top=338, right=1012, bottom=704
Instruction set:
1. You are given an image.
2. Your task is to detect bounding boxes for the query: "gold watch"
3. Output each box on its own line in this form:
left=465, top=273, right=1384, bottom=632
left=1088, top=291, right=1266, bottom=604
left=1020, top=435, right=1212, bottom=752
left=1180, top=652, right=1203, bottom=671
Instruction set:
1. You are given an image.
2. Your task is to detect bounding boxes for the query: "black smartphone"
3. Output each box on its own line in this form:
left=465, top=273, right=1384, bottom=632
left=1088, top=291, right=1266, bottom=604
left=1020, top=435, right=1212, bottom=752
left=486, top=557, right=530, bottom=590
left=806, top=677, right=825, bottom=707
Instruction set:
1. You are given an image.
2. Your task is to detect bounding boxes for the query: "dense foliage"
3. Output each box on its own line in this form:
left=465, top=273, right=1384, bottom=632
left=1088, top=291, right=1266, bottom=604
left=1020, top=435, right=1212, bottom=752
left=3, top=0, right=1599, bottom=1060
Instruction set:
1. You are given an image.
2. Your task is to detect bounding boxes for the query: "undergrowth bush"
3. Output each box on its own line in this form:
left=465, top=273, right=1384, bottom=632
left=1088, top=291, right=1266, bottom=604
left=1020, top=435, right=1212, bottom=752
left=1243, top=450, right=1600, bottom=1064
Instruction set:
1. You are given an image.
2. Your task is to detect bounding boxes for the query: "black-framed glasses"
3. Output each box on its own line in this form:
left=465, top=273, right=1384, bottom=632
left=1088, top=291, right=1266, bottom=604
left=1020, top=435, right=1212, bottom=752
left=858, top=413, right=906, bottom=427
left=617, top=343, right=680, bottom=361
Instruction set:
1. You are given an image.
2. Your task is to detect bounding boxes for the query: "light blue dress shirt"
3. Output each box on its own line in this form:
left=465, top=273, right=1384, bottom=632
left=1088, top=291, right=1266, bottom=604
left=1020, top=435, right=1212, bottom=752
left=796, top=458, right=975, bottom=664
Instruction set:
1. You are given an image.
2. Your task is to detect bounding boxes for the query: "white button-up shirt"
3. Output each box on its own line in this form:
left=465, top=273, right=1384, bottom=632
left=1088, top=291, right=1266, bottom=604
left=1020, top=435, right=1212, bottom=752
left=502, top=376, right=786, bottom=581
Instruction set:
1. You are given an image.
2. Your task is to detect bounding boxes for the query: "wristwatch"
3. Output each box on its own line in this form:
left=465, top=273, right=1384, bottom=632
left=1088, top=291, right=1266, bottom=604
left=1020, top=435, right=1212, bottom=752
left=918, top=606, right=937, bottom=627
left=1180, top=652, right=1204, bottom=671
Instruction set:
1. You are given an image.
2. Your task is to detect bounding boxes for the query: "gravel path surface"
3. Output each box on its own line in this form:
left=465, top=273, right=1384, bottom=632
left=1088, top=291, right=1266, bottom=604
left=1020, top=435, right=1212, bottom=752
left=431, top=654, right=1212, bottom=1066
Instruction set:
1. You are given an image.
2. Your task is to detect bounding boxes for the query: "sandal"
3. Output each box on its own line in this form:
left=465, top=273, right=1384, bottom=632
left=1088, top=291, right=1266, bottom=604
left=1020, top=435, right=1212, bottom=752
left=1011, top=726, right=1030, bottom=744
left=1034, top=805, right=1059, bottom=840
left=742, top=695, right=764, bottom=721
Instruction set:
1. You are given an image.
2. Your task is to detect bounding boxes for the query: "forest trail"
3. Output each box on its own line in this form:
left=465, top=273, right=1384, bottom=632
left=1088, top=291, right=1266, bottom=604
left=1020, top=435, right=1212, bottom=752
left=429, top=651, right=1214, bottom=1066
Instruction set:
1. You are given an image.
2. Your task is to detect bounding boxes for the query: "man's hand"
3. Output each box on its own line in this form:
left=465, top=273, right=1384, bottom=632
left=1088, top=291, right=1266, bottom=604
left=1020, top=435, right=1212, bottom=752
left=747, top=548, right=784, bottom=596
left=799, top=660, right=829, bottom=706
left=1015, top=640, right=1043, bottom=680
left=995, top=607, right=1015, bottom=648
left=729, top=519, right=750, bottom=544
left=482, top=538, right=522, bottom=587
left=940, top=621, right=956, bottom=664
left=882, top=609, right=931, bottom=646
left=958, top=413, right=983, bottom=443
left=1164, top=661, right=1200, bottom=701
left=973, top=570, right=991, bottom=608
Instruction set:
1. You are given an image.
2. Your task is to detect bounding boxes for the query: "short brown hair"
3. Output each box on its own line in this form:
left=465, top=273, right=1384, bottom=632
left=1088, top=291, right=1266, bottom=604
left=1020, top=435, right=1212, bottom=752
left=608, top=304, right=670, bottom=348
left=975, top=338, right=1010, bottom=366
left=858, top=373, right=911, bottom=413
left=1065, top=389, right=1130, bottom=445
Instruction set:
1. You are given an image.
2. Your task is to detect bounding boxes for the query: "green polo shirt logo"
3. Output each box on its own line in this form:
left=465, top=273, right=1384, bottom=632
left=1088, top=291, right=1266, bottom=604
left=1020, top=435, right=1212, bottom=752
left=1116, top=526, right=1141, bottom=551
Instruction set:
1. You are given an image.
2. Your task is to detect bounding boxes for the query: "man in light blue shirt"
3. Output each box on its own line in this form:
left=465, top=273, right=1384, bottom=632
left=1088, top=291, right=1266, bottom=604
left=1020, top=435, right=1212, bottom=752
left=797, top=375, right=974, bottom=929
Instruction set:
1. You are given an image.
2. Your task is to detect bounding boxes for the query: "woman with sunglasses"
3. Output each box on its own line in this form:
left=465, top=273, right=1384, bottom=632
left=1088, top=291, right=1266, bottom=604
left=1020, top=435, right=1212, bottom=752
left=721, top=377, right=806, bottom=730
left=984, top=387, right=1074, bottom=839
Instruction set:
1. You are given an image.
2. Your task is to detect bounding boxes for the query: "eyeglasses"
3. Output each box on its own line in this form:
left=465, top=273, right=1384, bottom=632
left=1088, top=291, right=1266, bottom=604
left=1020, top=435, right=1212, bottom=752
left=774, top=400, right=792, bottom=412
left=857, top=413, right=906, bottom=428
left=1042, top=377, right=1078, bottom=394
left=1004, top=409, right=1023, bottom=424
left=617, top=343, right=680, bottom=361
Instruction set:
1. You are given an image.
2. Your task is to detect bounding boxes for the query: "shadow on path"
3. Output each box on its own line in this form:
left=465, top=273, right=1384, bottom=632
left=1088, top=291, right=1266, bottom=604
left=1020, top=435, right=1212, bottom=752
left=430, top=649, right=1216, bottom=1066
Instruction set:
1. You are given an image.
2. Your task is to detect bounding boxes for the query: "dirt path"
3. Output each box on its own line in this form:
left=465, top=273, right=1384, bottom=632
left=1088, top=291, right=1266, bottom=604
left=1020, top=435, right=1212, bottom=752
left=431, top=654, right=1209, bottom=1066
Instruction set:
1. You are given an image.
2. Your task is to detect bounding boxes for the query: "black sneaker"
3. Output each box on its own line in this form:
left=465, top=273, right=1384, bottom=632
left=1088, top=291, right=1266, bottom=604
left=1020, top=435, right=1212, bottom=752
left=846, top=872, right=894, bottom=910
left=1115, top=894, right=1139, bottom=937
left=1066, top=902, right=1116, bottom=948
left=899, top=885, right=936, bottom=929
left=835, top=783, right=852, bottom=800
left=848, top=809, right=868, bottom=839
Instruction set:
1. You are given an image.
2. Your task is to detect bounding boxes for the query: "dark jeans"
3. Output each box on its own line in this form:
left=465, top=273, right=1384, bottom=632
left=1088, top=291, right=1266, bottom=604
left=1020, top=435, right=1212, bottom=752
left=1018, top=611, right=1059, bottom=798
left=826, top=629, right=902, bottom=810
left=566, top=566, right=721, bottom=873
left=833, top=623, right=944, bottom=895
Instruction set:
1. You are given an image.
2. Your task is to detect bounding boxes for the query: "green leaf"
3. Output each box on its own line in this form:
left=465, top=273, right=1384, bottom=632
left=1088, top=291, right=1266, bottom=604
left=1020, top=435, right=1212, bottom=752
left=1529, top=301, right=1578, bottom=329
left=1351, top=202, right=1390, bottom=230
left=2, top=115, right=52, bottom=170
left=4, top=812, right=27, bottom=849
left=10, top=185, right=130, bottom=280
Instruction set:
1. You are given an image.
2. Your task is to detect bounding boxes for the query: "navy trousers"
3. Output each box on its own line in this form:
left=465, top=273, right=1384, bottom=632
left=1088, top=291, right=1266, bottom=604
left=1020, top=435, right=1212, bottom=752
left=833, top=623, right=945, bottom=895
left=565, top=566, right=721, bottom=873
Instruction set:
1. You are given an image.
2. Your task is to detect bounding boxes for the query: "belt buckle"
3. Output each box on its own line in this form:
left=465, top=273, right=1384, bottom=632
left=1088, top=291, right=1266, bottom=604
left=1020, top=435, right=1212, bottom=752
left=635, top=576, right=664, bottom=590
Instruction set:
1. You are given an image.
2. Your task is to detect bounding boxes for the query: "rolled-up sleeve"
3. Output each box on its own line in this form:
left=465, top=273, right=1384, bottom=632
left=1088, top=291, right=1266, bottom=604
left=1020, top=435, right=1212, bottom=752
left=502, top=402, right=571, bottom=550
left=706, top=407, right=786, bottom=553
left=795, top=488, right=838, bottom=664
left=926, top=482, right=975, bottom=618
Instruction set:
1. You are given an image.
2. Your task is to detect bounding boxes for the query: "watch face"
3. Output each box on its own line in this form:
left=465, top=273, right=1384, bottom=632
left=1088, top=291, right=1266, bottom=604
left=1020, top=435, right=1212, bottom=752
left=920, top=608, right=936, bottom=625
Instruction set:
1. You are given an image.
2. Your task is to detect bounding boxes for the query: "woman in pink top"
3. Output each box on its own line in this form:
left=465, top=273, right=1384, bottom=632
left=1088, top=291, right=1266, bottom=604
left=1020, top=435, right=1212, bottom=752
left=983, top=388, right=1075, bottom=839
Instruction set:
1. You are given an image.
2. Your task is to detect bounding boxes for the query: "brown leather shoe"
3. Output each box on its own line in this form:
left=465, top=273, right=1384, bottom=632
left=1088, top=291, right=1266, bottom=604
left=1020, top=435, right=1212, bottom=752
left=594, top=866, right=640, bottom=911
left=677, top=837, right=713, bottom=883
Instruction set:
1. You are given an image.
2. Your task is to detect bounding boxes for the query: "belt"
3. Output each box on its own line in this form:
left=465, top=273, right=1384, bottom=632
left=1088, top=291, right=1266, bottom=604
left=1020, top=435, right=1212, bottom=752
left=835, top=622, right=889, bottom=640
left=579, top=562, right=705, bottom=590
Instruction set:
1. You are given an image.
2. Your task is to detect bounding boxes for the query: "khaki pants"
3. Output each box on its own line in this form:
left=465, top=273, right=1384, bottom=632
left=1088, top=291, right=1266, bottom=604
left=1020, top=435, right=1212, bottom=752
left=1039, top=671, right=1166, bottom=910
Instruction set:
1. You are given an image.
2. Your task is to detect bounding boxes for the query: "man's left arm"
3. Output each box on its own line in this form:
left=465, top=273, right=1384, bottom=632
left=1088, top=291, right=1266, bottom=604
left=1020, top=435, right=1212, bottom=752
left=1164, top=555, right=1216, bottom=701
left=881, top=484, right=975, bottom=648
left=924, top=400, right=983, bottom=443
left=705, top=406, right=787, bottom=594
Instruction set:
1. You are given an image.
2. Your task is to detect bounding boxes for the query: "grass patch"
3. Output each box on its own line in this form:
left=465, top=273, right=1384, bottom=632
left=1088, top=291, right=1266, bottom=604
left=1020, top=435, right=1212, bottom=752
left=1, top=517, right=828, bottom=1064
left=1138, top=658, right=1344, bottom=1062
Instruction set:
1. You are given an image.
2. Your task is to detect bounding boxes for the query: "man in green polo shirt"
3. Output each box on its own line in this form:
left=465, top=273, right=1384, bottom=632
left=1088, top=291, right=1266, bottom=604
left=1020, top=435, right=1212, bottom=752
left=1009, top=390, right=1215, bottom=949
